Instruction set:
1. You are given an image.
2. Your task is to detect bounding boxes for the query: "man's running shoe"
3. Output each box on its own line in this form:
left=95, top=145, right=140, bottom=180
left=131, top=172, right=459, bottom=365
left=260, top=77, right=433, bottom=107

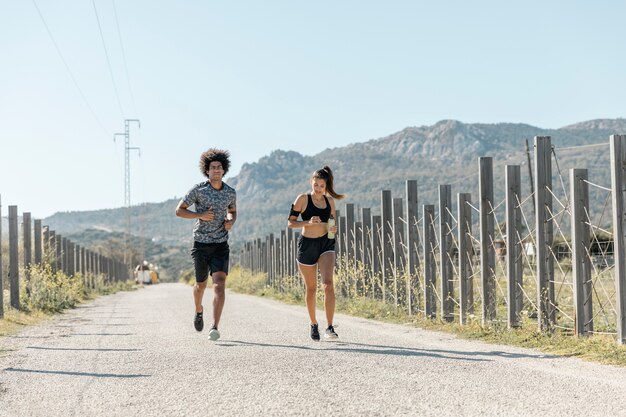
left=310, top=323, right=320, bottom=341
left=208, top=325, right=220, bottom=341
left=324, top=325, right=339, bottom=339
left=194, top=311, right=204, bottom=332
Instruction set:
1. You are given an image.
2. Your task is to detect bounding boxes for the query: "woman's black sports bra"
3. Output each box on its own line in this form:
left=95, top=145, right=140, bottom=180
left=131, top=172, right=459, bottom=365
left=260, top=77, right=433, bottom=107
left=300, top=194, right=331, bottom=222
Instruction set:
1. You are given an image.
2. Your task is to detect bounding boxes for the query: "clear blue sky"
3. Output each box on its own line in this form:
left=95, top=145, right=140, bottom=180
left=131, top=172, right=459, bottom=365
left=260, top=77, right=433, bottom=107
left=1, top=1, right=625, bottom=218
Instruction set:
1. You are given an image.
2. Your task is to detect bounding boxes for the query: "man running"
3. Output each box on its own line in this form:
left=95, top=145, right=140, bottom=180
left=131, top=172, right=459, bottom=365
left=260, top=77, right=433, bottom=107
left=176, top=148, right=237, bottom=341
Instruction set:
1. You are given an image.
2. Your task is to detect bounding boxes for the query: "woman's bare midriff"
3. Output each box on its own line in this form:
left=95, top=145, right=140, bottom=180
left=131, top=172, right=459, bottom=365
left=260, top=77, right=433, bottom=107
left=302, top=223, right=329, bottom=239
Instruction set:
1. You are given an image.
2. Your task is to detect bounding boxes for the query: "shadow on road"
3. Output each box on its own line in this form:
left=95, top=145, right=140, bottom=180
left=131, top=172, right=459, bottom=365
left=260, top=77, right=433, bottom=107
left=4, top=335, right=56, bottom=339
left=217, top=340, right=532, bottom=362
left=68, top=333, right=134, bottom=337
left=54, top=324, right=131, bottom=327
left=333, top=341, right=555, bottom=360
left=4, top=333, right=134, bottom=339
left=4, top=368, right=150, bottom=378
left=26, top=346, right=142, bottom=352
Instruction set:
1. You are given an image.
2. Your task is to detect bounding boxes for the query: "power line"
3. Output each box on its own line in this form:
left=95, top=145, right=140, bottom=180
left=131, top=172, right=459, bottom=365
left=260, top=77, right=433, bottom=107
left=557, top=142, right=609, bottom=151
left=31, top=0, right=110, bottom=138
left=114, top=119, right=141, bottom=264
left=91, top=0, right=125, bottom=118
left=112, top=0, right=138, bottom=117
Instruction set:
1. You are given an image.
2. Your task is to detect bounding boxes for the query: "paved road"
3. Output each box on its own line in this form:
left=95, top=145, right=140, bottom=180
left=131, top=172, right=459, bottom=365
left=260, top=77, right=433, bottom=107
left=2, top=283, right=626, bottom=416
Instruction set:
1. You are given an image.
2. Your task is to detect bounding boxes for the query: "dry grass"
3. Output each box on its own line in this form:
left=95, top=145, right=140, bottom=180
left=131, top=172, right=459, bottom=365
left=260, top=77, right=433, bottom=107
left=228, top=265, right=626, bottom=367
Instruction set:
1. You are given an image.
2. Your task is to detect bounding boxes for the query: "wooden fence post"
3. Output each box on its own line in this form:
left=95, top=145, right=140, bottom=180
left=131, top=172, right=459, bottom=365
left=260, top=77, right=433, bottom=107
left=535, top=136, right=556, bottom=330
left=63, top=237, right=70, bottom=276
left=372, top=215, right=382, bottom=299
left=90, top=248, right=94, bottom=280
left=267, top=239, right=272, bottom=287
left=34, top=219, right=42, bottom=265
left=406, top=180, right=419, bottom=315
left=81, top=246, right=86, bottom=278
left=458, top=193, right=473, bottom=324
left=49, top=231, right=57, bottom=273
left=43, top=225, right=49, bottom=256
left=354, top=221, right=363, bottom=295
left=362, top=208, right=372, bottom=293
left=9, top=205, right=19, bottom=310
left=275, top=237, right=280, bottom=290
left=256, top=239, right=260, bottom=273
left=69, top=241, right=75, bottom=277
left=23, top=212, right=32, bottom=287
left=261, top=241, right=267, bottom=281
left=381, top=190, right=393, bottom=303
left=479, top=157, right=496, bottom=323
left=75, top=244, right=81, bottom=277
left=346, top=203, right=356, bottom=295
left=255, top=239, right=259, bottom=274
left=56, top=235, right=63, bottom=274
left=610, top=134, right=626, bottom=344
left=439, top=185, right=454, bottom=322
left=392, top=197, right=405, bottom=308
left=280, top=230, right=286, bottom=279
left=346, top=203, right=355, bottom=268
left=506, top=165, right=523, bottom=328
left=287, top=227, right=294, bottom=276
left=338, top=215, right=346, bottom=263
left=423, top=205, right=436, bottom=318
left=571, top=168, right=593, bottom=336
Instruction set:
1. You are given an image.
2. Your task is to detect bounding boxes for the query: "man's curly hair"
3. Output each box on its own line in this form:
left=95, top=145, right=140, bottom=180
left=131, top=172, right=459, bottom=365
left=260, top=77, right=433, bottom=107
left=199, top=148, right=231, bottom=178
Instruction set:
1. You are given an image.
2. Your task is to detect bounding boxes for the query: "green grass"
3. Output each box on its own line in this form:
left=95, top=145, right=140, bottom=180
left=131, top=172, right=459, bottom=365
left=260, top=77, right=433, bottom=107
left=227, top=265, right=626, bottom=367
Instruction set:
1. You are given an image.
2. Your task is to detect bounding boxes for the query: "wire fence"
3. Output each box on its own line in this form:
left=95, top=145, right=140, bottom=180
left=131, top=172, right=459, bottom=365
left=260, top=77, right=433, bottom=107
left=239, top=135, right=626, bottom=345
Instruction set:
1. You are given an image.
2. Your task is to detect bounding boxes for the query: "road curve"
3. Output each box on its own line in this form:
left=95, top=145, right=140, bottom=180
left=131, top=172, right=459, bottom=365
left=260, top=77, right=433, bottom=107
left=2, top=283, right=626, bottom=417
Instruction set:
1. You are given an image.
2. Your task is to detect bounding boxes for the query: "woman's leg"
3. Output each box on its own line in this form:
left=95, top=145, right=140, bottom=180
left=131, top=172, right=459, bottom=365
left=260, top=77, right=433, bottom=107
left=318, top=252, right=336, bottom=326
left=298, top=263, right=319, bottom=324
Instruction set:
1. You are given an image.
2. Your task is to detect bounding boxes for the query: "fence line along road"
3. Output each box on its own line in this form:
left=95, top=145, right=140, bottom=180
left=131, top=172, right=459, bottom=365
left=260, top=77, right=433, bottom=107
left=3, top=282, right=626, bottom=417
left=240, top=134, right=626, bottom=345
left=0, top=198, right=132, bottom=319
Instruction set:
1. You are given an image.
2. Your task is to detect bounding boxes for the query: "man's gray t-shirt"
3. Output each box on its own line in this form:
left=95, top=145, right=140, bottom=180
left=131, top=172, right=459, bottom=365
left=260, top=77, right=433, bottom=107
left=183, top=181, right=236, bottom=243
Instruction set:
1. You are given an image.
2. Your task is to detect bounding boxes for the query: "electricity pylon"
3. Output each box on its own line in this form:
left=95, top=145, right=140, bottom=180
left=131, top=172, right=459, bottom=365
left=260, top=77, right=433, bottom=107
left=114, top=119, right=141, bottom=265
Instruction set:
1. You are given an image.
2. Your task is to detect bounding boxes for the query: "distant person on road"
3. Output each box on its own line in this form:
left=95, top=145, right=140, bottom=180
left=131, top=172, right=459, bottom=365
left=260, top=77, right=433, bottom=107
left=175, top=148, right=237, bottom=342
left=135, top=261, right=152, bottom=285
left=288, top=166, right=344, bottom=341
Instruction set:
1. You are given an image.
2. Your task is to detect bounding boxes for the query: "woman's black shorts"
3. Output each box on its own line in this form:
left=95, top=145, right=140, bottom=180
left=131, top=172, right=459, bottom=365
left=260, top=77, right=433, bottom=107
left=190, top=241, right=230, bottom=282
left=297, top=235, right=336, bottom=266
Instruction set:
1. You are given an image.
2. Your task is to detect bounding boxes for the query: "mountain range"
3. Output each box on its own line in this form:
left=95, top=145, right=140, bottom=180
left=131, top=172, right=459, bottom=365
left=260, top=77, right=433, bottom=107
left=41, top=118, right=626, bottom=279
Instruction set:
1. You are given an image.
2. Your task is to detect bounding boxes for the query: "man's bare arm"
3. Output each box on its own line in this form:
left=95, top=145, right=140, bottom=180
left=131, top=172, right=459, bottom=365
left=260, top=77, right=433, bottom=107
left=175, top=200, right=214, bottom=221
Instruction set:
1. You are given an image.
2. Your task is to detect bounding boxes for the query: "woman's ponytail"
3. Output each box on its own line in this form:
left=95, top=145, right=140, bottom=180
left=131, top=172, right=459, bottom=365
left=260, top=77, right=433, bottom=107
left=313, top=166, right=344, bottom=200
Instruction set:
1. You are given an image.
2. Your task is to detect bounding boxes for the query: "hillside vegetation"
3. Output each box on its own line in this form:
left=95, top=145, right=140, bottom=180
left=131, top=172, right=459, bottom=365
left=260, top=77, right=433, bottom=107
left=43, top=118, right=626, bottom=279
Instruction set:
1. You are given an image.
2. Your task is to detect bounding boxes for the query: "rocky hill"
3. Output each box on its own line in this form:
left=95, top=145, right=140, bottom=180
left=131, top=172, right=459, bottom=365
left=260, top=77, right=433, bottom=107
left=42, top=118, right=626, bottom=278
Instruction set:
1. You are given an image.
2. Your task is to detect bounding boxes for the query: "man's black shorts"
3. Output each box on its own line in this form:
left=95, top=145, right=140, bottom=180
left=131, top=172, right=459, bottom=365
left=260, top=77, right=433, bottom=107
left=297, top=235, right=336, bottom=266
left=190, top=241, right=230, bottom=282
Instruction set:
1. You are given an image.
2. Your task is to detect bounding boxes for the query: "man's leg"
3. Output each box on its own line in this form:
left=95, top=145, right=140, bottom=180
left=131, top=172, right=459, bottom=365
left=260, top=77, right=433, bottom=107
left=193, top=280, right=208, bottom=313
left=192, top=243, right=210, bottom=314
left=211, top=272, right=227, bottom=328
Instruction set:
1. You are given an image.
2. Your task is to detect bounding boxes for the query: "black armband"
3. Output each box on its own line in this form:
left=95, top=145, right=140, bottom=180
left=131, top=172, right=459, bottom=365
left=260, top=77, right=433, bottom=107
left=289, top=204, right=301, bottom=219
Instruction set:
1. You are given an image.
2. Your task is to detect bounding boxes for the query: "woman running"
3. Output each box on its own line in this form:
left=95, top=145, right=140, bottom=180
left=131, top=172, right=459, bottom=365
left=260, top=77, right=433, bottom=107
left=288, top=166, right=344, bottom=341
